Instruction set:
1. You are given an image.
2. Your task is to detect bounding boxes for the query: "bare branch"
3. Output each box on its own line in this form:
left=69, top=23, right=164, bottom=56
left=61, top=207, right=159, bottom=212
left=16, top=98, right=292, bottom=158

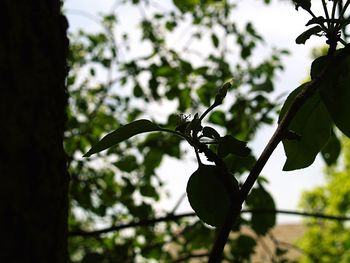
left=69, top=208, right=350, bottom=237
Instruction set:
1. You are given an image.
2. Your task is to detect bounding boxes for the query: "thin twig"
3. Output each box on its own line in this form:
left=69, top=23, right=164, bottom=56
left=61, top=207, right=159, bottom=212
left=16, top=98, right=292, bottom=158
left=170, top=192, right=187, bottom=214
left=68, top=208, right=350, bottom=237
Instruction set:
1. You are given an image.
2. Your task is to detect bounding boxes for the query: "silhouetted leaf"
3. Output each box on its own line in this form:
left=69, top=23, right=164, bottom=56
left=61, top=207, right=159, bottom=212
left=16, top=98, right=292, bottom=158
left=202, top=126, right=220, bottom=139
left=321, top=129, right=341, bottom=166
left=186, top=165, right=238, bottom=227
left=279, top=84, right=332, bottom=171
left=84, top=119, right=161, bottom=157
left=246, top=186, right=276, bottom=235
left=313, top=51, right=350, bottom=138
left=295, top=26, right=322, bottom=44
left=293, top=0, right=311, bottom=11
left=218, top=135, right=251, bottom=158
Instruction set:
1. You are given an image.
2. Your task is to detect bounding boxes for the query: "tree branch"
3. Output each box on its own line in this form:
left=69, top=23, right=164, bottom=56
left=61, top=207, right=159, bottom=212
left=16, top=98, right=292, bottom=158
left=69, top=208, right=350, bottom=237
left=208, top=43, right=350, bottom=263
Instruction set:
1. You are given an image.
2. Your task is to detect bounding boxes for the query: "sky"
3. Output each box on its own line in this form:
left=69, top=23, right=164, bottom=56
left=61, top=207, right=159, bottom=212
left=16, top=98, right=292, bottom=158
left=64, top=0, right=335, bottom=223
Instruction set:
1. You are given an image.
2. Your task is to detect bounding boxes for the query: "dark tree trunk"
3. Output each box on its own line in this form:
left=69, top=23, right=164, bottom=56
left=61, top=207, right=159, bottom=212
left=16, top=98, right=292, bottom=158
left=0, top=1, right=69, bottom=262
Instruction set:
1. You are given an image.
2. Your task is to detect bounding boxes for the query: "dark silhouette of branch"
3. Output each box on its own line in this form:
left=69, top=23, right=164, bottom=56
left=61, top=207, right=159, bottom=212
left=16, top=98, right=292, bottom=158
left=69, top=212, right=194, bottom=237
left=69, top=208, right=350, bottom=237
left=207, top=43, right=350, bottom=263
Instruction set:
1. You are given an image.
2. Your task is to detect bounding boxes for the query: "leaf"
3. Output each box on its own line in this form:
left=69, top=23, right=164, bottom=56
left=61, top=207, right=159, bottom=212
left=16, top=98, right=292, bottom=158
left=314, top=51, right=350, bottom=138
left=202, top=126, right=220, bottom=139
left=321, top=129, right=341, bottom=166
left=186, top=165, right=238, bottom=227
left=173, top=0, right=199, bottom=12
left=305, top=16, right=325, bottom=26
left=209, top=111, right=226, bottom=126
left=211, top=33, right=219, bottom=48
left=246, top=186, right=276, bottom=235
left=84, top=119, right=160, bottom=157
left=115, top=155, right=138, bottom=172
left=293, top=0, right=311, bottom=11
left=230, top=234, right=256, bottom=260
left=214, top=81, right=231, bottom=105
left=279, top=84, right=332, bottom=171
left=295, top=26, right=322, bottom=44
left=217, top=135, right=251, bottom=158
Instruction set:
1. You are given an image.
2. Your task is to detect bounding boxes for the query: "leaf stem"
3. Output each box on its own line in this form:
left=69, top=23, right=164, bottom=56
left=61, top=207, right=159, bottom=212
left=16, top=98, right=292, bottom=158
left=199, top=102, right=219, bottom=122
left=159, top=128, right=192, bottom=143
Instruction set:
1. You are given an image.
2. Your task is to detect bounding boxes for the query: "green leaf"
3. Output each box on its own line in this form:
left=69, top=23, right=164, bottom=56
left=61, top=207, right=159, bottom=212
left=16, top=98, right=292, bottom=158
left=115, top=155, right=138, bottom=172
left=186, top=165, right=238, bottom=227
left=211, top=33, right=219, bottom=48
left=230, top=234, right=256, bottom=260
left=279, top=84, right=332, bottom=171
left=173, top=0, right=199, bottom=12
left=217, top=135, right=251, bottom=158
left=321, top=129, right=341, bottom=166
left=314, top=51, right=350, bottom=138
left=295, top=26, right=322, bottom=44
left=209, top=111, right=226, bottom=126
left=246, top=186, right=276, bottom=235
left=84, top=119, right=161, bottom=157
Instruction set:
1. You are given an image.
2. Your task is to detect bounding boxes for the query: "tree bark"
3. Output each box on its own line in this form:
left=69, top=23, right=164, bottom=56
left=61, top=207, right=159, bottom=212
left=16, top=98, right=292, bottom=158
left=0, top=1, right=69, bottom=262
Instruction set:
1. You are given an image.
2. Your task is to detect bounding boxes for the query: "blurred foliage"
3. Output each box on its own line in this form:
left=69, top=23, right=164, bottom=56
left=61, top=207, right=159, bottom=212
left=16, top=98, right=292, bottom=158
left=298, top=138, right=350, bottom=263
left=65, top=0, right=294, bottom=262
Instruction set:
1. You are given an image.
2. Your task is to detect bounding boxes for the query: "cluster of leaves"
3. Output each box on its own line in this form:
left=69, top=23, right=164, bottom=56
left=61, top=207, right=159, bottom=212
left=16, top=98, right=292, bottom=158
left=66, top=0, right=290, bottom=262
left=279, top=0, right=350, bottom=171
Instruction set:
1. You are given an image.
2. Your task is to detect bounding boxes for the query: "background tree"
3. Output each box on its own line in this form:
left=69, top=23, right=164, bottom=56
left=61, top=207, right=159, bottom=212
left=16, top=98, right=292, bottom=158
left=298, top=138, right=350, bottom=263
left=0, top=1, right=69, bottom=263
